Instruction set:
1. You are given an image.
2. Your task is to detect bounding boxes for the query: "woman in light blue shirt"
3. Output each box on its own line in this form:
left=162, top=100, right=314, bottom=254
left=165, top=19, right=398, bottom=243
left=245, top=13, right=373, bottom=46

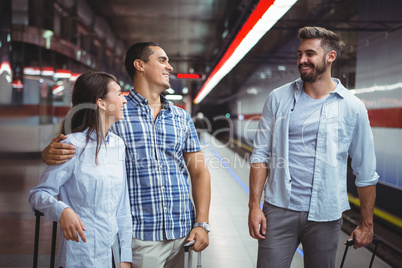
left=29, top=72, right=132, bottom=268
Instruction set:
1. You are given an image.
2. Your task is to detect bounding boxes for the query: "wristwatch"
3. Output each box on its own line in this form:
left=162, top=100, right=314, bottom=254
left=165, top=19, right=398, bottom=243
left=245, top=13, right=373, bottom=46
left=193, top=222, right=211, bottom=233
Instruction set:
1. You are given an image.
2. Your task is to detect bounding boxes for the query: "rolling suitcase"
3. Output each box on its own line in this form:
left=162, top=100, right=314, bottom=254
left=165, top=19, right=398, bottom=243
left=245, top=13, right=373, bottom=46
left=33, top=210, right=121, bottom=268
left=340, top=237, right=380, bottom=268
left=184, top=240, right=202, bottom=268
left=33, top=210, right=58, bottom=268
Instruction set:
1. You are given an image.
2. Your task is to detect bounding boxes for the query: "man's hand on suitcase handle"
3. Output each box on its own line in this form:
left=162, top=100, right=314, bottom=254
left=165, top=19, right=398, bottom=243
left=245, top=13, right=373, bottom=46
left=344, top=238, right=379, bottom=247
left=346, top=224, right=374, bottom=249
left=60, top=208, right=87, bottom=243
left=184, top=240, right=196, bottom=252
left=186, top=227, right=209, bottom=252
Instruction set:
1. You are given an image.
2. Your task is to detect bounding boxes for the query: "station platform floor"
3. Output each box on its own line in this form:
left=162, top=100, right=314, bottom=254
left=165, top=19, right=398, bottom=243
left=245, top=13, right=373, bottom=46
left=0, top=132, right=392, bottom=268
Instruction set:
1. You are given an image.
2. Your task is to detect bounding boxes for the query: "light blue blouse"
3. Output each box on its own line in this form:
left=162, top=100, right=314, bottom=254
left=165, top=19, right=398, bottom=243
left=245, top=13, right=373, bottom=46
left=251, top=78, right=379, bottom=222
left=29, top=129, right=132, bottom=267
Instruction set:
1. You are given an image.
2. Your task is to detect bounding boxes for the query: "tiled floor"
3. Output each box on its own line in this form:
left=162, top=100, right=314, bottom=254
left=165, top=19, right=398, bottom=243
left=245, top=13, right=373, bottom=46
left=0, top=133, right=392, bottom=267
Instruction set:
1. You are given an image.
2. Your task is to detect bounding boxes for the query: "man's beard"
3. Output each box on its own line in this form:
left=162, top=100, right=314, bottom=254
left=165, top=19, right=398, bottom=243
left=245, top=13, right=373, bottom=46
left=299, top=57, right=327, bottom=83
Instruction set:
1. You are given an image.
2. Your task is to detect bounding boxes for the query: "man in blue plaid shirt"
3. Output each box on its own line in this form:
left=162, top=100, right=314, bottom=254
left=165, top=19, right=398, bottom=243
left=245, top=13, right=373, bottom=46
left=42, top=42, right=211, bottom=268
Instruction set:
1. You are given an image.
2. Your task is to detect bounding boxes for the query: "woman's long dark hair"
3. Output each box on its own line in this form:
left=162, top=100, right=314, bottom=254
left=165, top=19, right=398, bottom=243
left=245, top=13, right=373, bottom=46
left=60, top=71, right=119, bottom=164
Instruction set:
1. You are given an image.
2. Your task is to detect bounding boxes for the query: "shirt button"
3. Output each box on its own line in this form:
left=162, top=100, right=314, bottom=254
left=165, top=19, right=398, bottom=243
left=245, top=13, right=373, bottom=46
left=164, top=207, right=167, bottom=212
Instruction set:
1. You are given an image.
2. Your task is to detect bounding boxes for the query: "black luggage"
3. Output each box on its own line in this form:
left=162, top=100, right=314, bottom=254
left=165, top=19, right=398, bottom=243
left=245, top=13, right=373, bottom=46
left=340, top=237, right=380, bottom=268
left=33, top=210, right=58, bottom=268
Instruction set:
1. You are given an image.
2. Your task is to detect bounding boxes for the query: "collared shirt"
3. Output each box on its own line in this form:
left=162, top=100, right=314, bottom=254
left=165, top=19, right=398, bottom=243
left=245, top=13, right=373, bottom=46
left=111, top=91, right=201, bottom=241
left=251, top=78, right=379, bottom=221
left=29, top=129, right=132, bottom=267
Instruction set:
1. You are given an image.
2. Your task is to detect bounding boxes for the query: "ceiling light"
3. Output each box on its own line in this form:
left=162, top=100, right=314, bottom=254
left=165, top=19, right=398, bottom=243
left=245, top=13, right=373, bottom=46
left=165, top=88, right=175, bottom=94
left=350, top=82, right=402, bottom=94
left=0, top=62, right=12, bottom=82
left=194, top=0, right=298, bottom=104
left=41, top=67, right=54, bottom=76
left=247, top=87, right=259, bottom=95
left=165, top=95, right=183, bottom=100
left=12, top=80, right=23, bottom=88
left=70, top=73, right=81, bottom=82
left=23, top=66, right=41, bottom=76
left=54, top=69, right=71, bottom=79
left=52, top=85, right=65, bottom=94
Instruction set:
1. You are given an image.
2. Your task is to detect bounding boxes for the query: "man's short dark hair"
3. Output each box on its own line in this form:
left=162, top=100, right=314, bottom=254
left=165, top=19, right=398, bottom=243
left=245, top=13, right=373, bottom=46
left=298, top=26, right=345, bottom=59
left=124, top=42, right=160, bottom=81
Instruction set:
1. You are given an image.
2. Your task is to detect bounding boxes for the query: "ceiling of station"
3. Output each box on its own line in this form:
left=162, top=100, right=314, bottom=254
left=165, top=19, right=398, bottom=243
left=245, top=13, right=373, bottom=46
left=85, top=0, right=399, bottom=105
left=86, top=0, right=246, bottom=73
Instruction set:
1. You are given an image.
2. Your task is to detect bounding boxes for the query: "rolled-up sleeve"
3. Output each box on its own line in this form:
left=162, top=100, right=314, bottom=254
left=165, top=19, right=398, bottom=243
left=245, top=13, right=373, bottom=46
left=250, top=96, right=274, bottom=164
left=348, top=103, right=379, bottom=187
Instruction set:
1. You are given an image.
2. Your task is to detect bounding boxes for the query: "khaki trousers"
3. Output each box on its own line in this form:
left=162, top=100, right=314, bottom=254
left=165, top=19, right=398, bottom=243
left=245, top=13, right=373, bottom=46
left=131, top=236, right=194, bottom=268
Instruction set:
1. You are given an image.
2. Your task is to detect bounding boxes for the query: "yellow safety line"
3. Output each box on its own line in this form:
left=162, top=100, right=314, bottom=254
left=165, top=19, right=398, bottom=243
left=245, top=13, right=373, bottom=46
left=229, top=138, right=253, bottom=152
left=230, top=137, right=402, bottom=228
left=348, top=193, right=402, bottom=228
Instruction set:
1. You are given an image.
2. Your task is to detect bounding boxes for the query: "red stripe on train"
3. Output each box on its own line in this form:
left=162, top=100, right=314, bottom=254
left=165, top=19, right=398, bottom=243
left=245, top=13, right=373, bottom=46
left=1, top=105, right=401, bottom=128
left=242, top=114, right=261, bottom=120
left=235, top=107, right=402, bottom=128
left=0, top=105, right=70, bottom=117
left=367, top=107, right=402, bottom=128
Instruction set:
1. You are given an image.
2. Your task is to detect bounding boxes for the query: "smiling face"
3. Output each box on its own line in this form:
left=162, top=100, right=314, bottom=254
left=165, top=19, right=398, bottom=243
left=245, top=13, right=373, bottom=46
left=142, top=46, right=173, bottom=91
left=297, top=38, right=330, bottom=83
left=102, top=81, right=127, bottom=124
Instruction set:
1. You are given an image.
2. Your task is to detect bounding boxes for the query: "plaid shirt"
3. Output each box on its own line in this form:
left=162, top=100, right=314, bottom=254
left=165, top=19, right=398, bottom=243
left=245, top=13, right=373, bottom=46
left=111, top=90, right=201, bottom=241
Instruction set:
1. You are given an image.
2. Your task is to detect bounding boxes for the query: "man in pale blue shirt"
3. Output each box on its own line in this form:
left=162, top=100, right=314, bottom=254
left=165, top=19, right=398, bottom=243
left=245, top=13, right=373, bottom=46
left=248, top=26, right=378, bottom=268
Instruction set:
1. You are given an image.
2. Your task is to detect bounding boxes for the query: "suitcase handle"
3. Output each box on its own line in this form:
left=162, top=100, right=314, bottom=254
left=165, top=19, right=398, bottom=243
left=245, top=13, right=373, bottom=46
left=183, top=240, right=202, bottom=268
left=340, top=237, right=380, bottom=268
left=345, top=237, right=379, bottom=246
left=33, top=210, right=57, bottom=268
left=184, top=240, right=196, bottom=252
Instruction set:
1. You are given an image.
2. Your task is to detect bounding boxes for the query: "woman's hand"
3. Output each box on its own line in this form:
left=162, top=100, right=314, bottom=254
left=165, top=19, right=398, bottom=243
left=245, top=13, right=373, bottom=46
left=59, top=208, right=86, bottom=242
